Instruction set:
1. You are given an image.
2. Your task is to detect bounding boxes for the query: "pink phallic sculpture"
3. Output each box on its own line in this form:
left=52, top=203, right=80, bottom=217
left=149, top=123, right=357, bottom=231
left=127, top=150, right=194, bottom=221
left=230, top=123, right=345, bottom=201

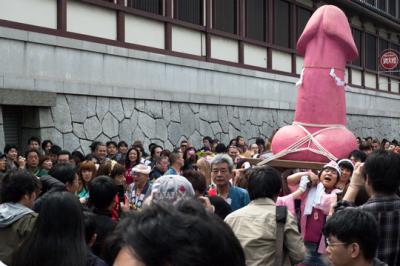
left=270, top=5, right=358, bottom=163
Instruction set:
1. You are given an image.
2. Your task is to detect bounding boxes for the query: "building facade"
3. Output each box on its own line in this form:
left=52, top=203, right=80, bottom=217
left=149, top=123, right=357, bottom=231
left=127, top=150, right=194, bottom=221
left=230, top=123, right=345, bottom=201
left=0, top=0, right=399, bottom=152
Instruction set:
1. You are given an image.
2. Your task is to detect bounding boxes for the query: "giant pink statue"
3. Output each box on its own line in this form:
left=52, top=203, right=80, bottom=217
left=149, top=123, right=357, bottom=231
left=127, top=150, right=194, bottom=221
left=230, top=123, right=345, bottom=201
left=269, top=5, right=358, bottom=163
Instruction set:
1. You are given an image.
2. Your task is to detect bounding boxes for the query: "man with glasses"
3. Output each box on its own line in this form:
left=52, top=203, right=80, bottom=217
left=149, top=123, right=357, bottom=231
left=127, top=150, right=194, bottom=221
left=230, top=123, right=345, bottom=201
left=340, top=150, right=400, bottom=266
left=210, top=154, right=249, bottom=211
left=323, top=208, right=387, bottom=266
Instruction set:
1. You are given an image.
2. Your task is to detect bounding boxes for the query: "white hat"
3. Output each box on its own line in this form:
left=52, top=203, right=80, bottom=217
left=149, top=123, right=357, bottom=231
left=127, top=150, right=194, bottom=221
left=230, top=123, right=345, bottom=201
left=131, top=164, right=151, bottom=175
left=321, top=161, right=341, bottom=177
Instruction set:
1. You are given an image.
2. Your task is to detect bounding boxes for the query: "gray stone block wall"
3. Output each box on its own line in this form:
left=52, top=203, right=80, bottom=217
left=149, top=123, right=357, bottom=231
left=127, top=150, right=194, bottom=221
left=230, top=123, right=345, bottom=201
left=38, top=94, right=294, bottom=154
left=35, top=94, right=400, bottom=155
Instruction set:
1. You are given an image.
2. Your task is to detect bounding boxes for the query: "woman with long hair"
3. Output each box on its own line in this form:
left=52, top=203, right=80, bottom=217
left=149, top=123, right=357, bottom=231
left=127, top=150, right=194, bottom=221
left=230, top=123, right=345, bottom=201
left=77, top=160, right=97, bottom=201
left=124, top=147, right=141, bottom=185
left=12, top=191, right=87, bottom=266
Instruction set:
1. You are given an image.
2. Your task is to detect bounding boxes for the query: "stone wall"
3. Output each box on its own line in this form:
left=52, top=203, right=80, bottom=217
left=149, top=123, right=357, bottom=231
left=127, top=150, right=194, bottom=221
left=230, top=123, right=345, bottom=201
left=39, top=94, right=294, bottom=154
left=37, top=94, right=400, bottom=155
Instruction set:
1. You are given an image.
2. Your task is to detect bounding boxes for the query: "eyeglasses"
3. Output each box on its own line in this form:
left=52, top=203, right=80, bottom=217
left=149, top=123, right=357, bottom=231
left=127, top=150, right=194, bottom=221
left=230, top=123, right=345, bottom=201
left=326, top=239, right=348, bottom=247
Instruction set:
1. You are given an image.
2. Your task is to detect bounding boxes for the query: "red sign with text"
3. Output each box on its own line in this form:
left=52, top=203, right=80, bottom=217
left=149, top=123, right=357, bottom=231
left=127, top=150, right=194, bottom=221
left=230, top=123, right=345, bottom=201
left=380, top=50, right=399, bottom=70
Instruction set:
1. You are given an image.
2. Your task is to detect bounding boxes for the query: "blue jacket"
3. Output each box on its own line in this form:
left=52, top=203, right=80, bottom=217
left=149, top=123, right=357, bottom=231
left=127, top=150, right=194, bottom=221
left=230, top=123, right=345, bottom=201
left=227, top=186, right=250, bottom=211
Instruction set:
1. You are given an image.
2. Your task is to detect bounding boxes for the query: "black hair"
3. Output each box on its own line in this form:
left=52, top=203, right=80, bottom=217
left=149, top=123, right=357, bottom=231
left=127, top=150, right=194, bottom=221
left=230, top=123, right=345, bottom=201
left=182, top=170, right=207, bottom=195
left=89, top=141, right=101, bottom=153
left=28, top=136, right=41, bottom=145
left=229, top=139, right=237, bottom=146
left=359, top=142, right=372, bottom=152
left=49, top=145, right=62, bottom=155
left=104, top=201, right=245, bottom=266
left=160, top=149, right=171, bottom=158
left=117, top=141, right=128, bottom=148
left=72, top=150, right=85, bottom=165
left=247, top=166, right=282, bottom=200
left=0, top=170, right=40, bottom=203
left=214, top=143, right=227, bottom=153
left=348, top=149, right=367, bottom=162
left=83, top=211, right=97, bottom=244
left=125, top=147, right=141, bottom=168
left=84, top=154, right=99, bottom=164
left=236, top=135, right=244, bottom=142
left=255, top=137, right=265, bottom=146
left=24, top=149, right=41, bottom=159
left=324, top=208, right=378, bottom=261
left=202, top=136, right=213, bottom=143
left=88, top=176, right=117, bottom=210
left=338, top=160, right=354, bottom=172
left=58, top=150, right=71, bottom=158
left=106, top=141, right=117, bottom=148
left=48, top=164, right=76, bottom=185
left=4, top=144, right=17, bottom=154
left=132, top=144, right=148, bottom=158
left=150, top=145, right=163, bottom=157
left=41, top=140, right=53, bottom=151
left=364, top=150, right=400, bottom=194
left=12, top=191, right=87, bottom=266
left=148, top=142, right=157, bottom=152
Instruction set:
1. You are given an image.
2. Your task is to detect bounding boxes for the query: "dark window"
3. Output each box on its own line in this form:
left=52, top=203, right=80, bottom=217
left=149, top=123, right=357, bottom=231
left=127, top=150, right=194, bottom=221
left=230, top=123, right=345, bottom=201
left=213, top=0, right=237, bottom=34
left=377, top=0, right=386, bottom=11
left=366, top=33, right=377, bottom=70
left=398, top=0, right=400, bottom=19
left=389, top=0, right=396, bottom=16
left=352, top=28, right=362, bottom=66
left=246, top=0, right=266, bottom=41
left=129, top=0, right=163, bottom=14
left=274, top=0, right=290, bottom=48
left=297, top=7, right=311, bottom=40
left=175, top=0, right=203, bottom=25
left=379, top=38, right=388, bottom=54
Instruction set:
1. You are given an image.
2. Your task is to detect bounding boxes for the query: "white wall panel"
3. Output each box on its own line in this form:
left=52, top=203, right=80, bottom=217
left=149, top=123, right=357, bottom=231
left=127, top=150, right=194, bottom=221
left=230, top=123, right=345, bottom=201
left=351, top=69, right=362, bottom=86
left=296, top=56, right=304, bottom=75
left=125, top=15, right=164, bottom=49
left=0, top=0, right=57, bottom=28
left=391, top=79, right=399, bottom=93
left=364, top=73, right=376, bottom=89
left=67, top=1, right=116, bottom=40
left=272, top=50, right=291, bottom=72
left=172, top=26, right=204, bottom=56
left=210, top=36, right=238, bottom=63
left=378, top=76, right=388, bottom=91
left=243, top=44, right=266, bottom=68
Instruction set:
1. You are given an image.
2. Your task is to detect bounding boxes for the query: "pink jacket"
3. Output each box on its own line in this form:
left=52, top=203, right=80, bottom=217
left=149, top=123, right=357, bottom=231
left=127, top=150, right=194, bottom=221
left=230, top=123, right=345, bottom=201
left=277, top=185, right=339, bottom=254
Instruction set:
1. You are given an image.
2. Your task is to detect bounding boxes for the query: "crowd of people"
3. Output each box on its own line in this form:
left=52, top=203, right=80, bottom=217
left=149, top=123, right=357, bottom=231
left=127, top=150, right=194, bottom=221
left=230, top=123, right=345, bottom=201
left=0, top=134, right=399, bottom=266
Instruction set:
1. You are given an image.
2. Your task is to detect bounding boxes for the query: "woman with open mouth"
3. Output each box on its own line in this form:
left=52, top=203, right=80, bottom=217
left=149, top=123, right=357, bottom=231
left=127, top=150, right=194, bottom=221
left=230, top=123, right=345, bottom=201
left=277, top=161, right=342, bottom=266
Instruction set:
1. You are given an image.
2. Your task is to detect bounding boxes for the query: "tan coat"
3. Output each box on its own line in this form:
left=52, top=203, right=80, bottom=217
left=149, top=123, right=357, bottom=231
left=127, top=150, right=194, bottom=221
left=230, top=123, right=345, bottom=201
left=225, top=198, right=305, bottom=266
